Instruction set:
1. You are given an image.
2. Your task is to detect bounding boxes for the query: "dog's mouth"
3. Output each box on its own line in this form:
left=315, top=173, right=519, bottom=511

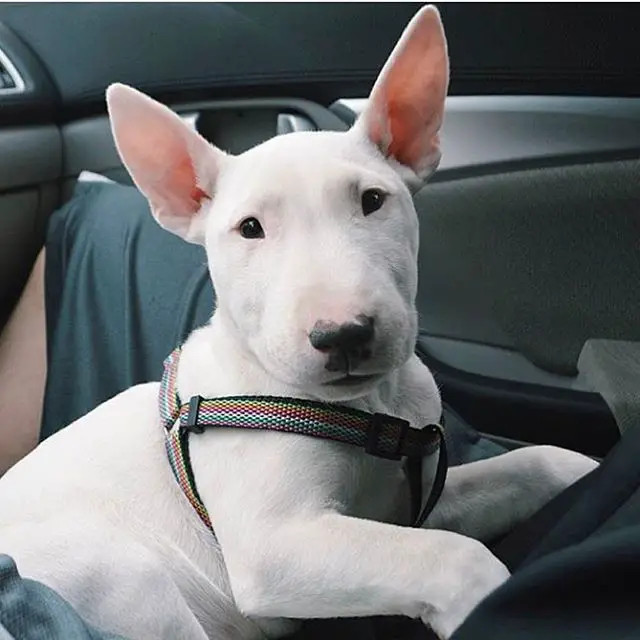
left=324, top=373, right=381, bottom=387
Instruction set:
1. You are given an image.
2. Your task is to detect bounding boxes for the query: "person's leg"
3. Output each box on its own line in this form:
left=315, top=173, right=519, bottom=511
left=0, top=249, right=47, bottom=475
left=40, top=181, right=214, bottom=440
left=451, top=425, right=640, bottom=640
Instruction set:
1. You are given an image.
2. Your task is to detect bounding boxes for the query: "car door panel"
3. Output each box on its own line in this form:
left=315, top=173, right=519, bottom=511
left=0, top=126, right=61, bottom=328
left=415, top=108, right=640, bottom=455
left=416, top=157, right=640, bottom=375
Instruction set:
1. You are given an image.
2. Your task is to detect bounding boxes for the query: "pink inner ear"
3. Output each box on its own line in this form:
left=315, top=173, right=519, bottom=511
left=387, top=99, right=427, bottom=170
left=385, top=83, right=442, bottom=171
left=190, top=186, right=211, bottom=208
left=167, top=155, right=210, bottom=215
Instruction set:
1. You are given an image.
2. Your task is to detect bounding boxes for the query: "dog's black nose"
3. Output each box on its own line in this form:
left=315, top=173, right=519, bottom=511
left=309, top=315, right=375, bottom=372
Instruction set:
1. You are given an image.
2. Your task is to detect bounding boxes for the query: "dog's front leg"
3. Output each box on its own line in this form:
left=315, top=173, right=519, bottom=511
left=221, top=512, right=509, bottom=639
left=424, top=445, right=599, bottom=542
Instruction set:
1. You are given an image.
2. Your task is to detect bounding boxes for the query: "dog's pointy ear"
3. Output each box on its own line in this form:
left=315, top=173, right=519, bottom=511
left=106, top=83, right=226, bottom=244
left=354, top=5, right=449, bottom=183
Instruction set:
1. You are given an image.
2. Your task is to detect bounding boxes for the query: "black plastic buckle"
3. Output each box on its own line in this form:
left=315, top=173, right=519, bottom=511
left=365, top=413, right=409, bottom=461
left=184, top=395, right=204, bottom=434
left=413, top=423, right=443, bottom=453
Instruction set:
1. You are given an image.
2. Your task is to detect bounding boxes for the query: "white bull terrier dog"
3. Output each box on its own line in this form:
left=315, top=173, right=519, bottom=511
left=0, top=6, right=598, bottom=640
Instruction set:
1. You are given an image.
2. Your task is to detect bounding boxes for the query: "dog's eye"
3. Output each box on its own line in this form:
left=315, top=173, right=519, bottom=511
left=239, top=217, right=265, bottom=239
left=361, top=188, right=387, bottom=216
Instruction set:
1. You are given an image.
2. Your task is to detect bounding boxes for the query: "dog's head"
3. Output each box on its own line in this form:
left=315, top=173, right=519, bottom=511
left=107, top=5, right=448, bottom=402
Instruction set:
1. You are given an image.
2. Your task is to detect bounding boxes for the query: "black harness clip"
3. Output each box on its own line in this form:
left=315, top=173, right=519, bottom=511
left=185, top=395, right=204, bottom=434
left=365, top=413, right=409, bottom=461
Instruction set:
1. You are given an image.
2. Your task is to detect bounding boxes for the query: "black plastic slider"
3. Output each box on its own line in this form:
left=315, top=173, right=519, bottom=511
left=185, top=395, right=204, bottom=434
left=365, top=413, right=409, bottom=461
left=412, top=423, right=443, bottom=457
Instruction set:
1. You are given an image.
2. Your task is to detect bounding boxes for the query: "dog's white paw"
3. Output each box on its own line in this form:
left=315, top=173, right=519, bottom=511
left=424, top=538, right=510, bottom=639
left=533, top=445, right=599, bottom=496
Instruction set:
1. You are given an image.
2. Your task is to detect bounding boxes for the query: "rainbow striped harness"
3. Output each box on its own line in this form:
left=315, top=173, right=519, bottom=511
left=159, top=346, right=448, bottom=533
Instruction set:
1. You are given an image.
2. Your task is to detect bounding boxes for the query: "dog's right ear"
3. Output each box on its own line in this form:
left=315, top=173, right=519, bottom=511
left=106, top=83, right=226, bottom=244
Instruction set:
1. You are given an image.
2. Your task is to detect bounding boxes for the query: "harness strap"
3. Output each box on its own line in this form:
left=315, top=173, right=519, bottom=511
left=160, top=347, right=447, bottom=532
left=407, top=417, right=448, bottom=528
left=160, top=349, right=213, bottom=530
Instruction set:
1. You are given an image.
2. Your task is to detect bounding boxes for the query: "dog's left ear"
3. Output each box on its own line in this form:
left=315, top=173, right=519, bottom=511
left=106, top=83, right=226, bottom=244
left=355, top=5, right=449, bottom=183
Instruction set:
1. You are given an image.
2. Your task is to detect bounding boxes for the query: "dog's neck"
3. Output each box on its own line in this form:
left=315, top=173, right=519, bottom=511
left=176, top=309, right=441, bottom=431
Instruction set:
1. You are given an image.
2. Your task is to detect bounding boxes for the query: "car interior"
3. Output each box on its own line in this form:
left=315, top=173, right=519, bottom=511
left=0, top=2, right=639, bottom=472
